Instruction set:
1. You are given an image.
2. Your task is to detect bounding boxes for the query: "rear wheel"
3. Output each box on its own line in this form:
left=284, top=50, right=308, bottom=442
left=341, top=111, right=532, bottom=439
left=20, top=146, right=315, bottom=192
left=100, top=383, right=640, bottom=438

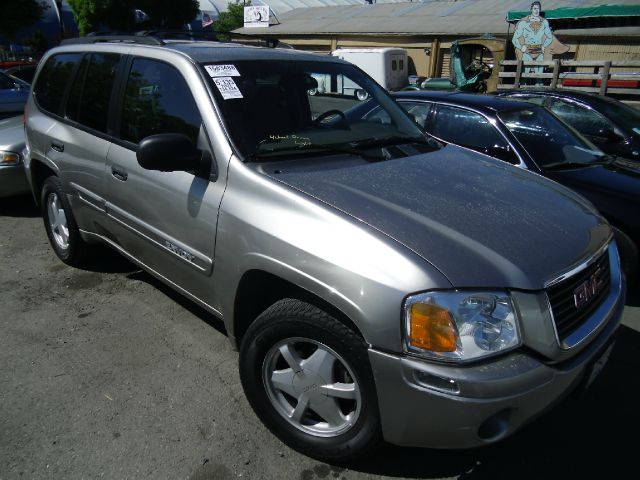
left=355, top=89, right=369, bottom=101
left=239, top=298, right=381, bottom=461
left=41, top=176, right=92, bottom=267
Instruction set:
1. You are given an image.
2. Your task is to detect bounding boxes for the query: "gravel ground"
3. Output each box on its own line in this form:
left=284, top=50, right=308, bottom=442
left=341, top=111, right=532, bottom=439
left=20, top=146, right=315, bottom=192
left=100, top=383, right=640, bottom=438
left=1, top=194, right=638, bottom=480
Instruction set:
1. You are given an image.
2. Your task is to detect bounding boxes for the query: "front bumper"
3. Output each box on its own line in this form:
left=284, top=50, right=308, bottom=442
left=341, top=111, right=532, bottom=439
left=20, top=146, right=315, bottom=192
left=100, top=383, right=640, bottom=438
left=369, top=276, right=624, bottom=449
left=0, top=163, right=30, bottom=198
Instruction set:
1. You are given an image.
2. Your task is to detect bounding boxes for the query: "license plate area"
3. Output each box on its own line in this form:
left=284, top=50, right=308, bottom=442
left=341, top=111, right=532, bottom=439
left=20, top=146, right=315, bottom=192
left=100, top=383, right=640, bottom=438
left=584, top=341, right=615, bottom=390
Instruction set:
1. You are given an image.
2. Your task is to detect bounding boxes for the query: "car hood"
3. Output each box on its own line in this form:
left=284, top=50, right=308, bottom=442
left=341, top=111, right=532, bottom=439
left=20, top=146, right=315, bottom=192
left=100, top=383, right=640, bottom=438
left=0, top=115, right=25, bottom=151
left=269, top=145, right=610, bottom=290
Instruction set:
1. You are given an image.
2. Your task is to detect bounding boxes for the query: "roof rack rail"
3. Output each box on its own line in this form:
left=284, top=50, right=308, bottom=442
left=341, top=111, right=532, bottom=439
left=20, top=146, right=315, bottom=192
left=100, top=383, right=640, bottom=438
left=60, top=30, right=221, bottom=46
left=60, top=30, right=292, bottom=50
left=226, top=32, right=294, bottom=49
left=61, top=33, right=165, bottom=46
left=138, top=30, right=219, bottom=41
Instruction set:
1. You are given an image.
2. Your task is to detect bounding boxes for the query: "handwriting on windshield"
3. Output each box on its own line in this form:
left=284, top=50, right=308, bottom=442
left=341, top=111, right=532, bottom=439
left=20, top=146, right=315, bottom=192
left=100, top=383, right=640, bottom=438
left=268, top=134, right=311, bottom=146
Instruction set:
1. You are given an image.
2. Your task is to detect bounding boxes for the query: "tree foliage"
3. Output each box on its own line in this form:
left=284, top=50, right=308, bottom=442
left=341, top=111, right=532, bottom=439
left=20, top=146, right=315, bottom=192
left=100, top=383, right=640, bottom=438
left=0, top=0, right=48, bottom=40
left=67, top=0, right=200, bottom=36
left=214, top=2, right=248, bottom=41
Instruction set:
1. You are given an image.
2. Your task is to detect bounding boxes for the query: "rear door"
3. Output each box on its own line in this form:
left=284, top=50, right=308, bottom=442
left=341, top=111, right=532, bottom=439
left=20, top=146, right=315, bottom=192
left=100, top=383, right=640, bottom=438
left=105, top=56, right=222, bottom=305
left=30, top=52, right=121, bottom=230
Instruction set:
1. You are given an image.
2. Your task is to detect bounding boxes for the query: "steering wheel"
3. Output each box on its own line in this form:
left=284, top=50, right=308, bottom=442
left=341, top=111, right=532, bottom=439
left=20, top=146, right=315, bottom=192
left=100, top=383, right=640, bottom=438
left=314, top=109, right=349, bottom=129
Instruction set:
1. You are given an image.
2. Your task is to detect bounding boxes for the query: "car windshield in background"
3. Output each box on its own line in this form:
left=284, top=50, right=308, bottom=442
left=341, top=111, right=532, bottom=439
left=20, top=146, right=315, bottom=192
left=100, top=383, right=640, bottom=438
left=596, top=97, right=640, bottom=138
left=201, top=60, right=425, bottom=161
left=0, top=71, right=29, bottom=89
left=498, top=106, right=605, bottom=169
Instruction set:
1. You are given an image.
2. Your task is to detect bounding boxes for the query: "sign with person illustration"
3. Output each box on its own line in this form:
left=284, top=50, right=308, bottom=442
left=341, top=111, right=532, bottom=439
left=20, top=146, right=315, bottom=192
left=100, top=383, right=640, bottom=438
left=511, top=2, right=568, bottom=73
left=244, top=6, right=270, bottom=28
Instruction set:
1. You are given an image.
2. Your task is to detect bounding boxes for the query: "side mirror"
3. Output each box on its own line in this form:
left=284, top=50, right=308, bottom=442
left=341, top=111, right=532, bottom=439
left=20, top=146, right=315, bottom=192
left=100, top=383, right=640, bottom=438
left=488, top=145, right=518, bottom=164
left=137, top=133, right=203, bottom=172
left=598, top=127, right=625, bottom=144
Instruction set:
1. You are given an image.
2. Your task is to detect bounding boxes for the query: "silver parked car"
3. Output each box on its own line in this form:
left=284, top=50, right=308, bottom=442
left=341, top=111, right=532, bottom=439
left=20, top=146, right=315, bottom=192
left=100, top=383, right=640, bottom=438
left=0, top=115, right=30, bottom=197
left=24, top=35, right=623, bottom=461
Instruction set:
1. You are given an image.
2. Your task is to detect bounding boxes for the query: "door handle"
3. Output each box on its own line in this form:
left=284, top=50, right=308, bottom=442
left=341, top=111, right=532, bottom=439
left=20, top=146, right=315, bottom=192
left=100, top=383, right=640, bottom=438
left=111, top=167, right=128, bottom=181
left=51, top=141, right=64, bottom=152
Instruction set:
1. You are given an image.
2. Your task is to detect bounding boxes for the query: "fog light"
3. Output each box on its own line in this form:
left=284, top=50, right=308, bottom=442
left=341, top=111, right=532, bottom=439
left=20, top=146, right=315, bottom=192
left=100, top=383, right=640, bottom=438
left=478, top=409, right=512, bottom=441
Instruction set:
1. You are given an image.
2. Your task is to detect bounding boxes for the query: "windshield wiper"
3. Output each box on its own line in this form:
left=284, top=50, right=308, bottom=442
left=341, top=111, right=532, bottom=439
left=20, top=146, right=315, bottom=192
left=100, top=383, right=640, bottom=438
left=543, top=159, right=610, bottom=171
left=349, top=135, right=437, bottom=149
left=251, top=143, right=386, bottom=161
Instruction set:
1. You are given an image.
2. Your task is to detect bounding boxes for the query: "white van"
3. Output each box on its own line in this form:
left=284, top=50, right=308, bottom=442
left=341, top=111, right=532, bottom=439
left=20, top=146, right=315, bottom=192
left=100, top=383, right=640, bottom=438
left=332, top=48, right=408, bottom=91
left=310, top=48, right=408, bottom=100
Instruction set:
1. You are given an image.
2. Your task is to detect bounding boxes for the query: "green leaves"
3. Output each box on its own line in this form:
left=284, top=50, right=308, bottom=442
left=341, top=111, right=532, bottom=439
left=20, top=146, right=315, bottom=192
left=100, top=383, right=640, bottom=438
left=215, top=2, right=249, bottom=41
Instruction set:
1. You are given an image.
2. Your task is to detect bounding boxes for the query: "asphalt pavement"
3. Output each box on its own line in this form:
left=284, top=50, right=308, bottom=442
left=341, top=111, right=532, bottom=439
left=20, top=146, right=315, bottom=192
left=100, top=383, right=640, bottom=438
left=1, top=194, right=638, bottom=479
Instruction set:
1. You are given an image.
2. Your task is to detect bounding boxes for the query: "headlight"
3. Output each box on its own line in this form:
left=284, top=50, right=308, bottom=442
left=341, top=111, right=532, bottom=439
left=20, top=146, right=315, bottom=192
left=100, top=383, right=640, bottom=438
left=0, top=151, right=22, bottom=166
left=403, top=291, right=520, bottom=362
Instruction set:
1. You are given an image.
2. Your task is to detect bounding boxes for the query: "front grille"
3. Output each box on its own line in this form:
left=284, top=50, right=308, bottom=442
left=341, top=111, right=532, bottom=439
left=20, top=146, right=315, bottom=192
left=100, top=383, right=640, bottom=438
left=546, top=250, right=610, bottom=341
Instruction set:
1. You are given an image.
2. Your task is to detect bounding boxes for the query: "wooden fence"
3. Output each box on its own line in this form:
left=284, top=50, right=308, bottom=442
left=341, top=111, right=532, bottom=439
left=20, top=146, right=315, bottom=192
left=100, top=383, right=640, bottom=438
left=498, top=60, right=640, bottom=96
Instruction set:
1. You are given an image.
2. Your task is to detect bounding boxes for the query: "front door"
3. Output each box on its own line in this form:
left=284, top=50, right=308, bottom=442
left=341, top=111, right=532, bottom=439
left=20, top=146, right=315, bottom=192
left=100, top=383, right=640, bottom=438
left=105, top=57, right=223, bottom=307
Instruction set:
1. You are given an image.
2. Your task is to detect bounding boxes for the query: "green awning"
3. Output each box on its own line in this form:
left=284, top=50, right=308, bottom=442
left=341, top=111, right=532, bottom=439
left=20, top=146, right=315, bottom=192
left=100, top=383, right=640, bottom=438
left=506, top=5, right=640, bottom=23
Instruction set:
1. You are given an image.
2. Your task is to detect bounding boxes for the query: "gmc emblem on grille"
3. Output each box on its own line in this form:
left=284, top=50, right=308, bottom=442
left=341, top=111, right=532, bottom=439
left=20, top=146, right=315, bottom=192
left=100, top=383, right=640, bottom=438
left=574, top=267, right=605, bottom=309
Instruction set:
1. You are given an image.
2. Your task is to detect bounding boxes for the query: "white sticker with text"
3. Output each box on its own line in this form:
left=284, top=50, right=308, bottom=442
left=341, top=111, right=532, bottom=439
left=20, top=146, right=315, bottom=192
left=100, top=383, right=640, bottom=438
left=213, top=77, right=243, bottom=99
left=205, top=64, right=241, bottom=78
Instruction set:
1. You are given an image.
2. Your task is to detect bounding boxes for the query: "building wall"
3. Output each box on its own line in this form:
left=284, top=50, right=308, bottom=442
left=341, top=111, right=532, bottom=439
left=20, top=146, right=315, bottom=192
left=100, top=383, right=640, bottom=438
left=278, top=33, right=639, bottom=79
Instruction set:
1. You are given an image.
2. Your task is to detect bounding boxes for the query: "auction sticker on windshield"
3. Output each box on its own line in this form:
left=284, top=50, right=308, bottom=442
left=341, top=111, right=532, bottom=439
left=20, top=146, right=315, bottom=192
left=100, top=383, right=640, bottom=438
left=213, top=77, right=243, bottom=100
left=205, top=64, right=241, bottom=77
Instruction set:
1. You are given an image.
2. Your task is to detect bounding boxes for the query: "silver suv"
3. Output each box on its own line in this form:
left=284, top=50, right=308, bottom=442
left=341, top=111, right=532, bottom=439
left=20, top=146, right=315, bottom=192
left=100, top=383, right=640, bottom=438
left=24, top=36, right=624, bottom=461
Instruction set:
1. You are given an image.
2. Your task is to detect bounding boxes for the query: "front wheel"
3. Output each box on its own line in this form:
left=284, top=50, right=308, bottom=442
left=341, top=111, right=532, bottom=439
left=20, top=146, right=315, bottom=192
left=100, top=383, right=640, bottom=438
left=239, top=298, right=381, bottom=461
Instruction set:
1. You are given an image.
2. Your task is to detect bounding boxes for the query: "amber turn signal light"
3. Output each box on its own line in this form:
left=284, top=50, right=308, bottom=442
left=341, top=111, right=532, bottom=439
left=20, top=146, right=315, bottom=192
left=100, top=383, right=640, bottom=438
left=409, top=303, right=457, bottom=352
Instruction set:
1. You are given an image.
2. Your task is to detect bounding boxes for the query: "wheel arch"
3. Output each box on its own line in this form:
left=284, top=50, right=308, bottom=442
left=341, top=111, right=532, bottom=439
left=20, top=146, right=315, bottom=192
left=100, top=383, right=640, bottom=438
left=29, top=159, right=58, bottom=207
left=232, top=269, right=365, bottom=349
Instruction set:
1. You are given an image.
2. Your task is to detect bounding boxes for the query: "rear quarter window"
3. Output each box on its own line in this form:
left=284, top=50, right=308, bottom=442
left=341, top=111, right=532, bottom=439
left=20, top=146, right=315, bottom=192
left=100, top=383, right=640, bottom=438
left=65, top=53, right=121, bottom=133
left=33, top=53, right=82, bottom=115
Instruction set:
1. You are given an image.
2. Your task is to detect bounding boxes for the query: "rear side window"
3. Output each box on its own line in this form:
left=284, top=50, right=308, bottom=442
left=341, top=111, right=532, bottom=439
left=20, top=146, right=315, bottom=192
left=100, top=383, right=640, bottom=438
left=66, top=53, right=120, bottom=133
left=119, top=58, right=201, bottom=144
left=431, top=105, right=518, bottom=163
left=33, top=53, right=82, bottom=115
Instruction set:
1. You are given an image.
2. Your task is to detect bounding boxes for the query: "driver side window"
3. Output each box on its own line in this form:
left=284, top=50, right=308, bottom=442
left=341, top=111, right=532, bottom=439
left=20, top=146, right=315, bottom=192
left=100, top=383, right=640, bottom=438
left=120, top=58, right=202, bottom=145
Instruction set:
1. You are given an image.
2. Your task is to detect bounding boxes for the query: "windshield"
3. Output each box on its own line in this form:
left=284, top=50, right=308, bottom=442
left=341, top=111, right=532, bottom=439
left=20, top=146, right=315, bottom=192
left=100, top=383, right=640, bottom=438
left=201, top=60, right=425, bottom=160
left=498, top=106, right=605, bottom=168
left=596, top=97, right=640, bottom=139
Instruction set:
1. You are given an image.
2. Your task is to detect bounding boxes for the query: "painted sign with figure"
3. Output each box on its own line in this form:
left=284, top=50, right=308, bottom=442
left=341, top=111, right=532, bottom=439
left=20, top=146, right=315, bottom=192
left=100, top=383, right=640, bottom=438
left=244, top=6, right=270, bottom=28
left=512, top=2, right=569, bottom=73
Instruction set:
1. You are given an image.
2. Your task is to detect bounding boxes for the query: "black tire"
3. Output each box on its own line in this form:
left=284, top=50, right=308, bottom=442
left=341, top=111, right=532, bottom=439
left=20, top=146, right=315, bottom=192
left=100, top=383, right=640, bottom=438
left=40, top=176, right=92, bottom=267
left=239, top=298, right=382, bottom=462
left=613, top=227, right=639, bottom=292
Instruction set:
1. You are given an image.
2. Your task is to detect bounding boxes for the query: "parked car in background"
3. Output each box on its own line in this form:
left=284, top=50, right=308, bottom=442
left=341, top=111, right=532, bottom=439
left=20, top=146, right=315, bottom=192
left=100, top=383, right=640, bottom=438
left=3, top=63, right=38, bottom=84
left=349, top=91, right=639, bottom=282
left=0, top=115, right=30, bottom=197
left=0, top=70, right=30, bottom=120
left=494, top=89, right=640, bottom=161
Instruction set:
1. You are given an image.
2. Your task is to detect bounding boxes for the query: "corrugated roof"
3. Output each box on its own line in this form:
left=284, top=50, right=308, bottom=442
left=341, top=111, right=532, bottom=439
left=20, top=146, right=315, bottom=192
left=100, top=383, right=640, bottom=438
left=234, top=0, right=640, bottom=36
